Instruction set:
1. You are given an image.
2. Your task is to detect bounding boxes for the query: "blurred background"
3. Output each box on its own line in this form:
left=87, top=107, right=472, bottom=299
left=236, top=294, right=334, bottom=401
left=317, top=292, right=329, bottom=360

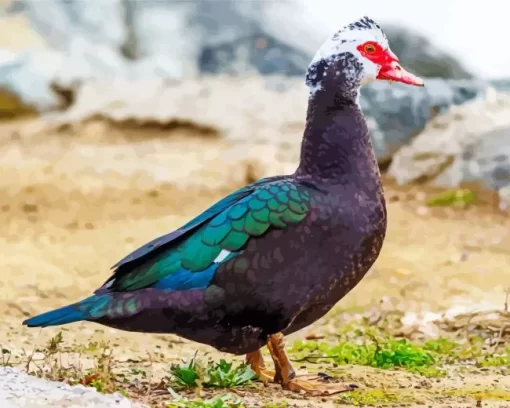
left=1, top=0, right=509, bottom=406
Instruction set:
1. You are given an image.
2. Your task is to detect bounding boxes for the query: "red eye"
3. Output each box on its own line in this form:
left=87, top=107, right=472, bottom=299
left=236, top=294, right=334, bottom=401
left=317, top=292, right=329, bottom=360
left=356, top=41, right=384, bottom=62
left=364, top=44, right=376, bottom=53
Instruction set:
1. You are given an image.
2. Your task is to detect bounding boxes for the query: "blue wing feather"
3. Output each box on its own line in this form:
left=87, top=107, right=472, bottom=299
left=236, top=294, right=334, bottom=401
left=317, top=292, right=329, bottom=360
left=152, top=264, right=218, bottom=291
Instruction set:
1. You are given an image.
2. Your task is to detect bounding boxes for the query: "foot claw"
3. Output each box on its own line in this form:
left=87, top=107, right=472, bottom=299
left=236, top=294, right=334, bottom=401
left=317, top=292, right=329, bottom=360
left=256, top=369, right=276, bottom=385
left=284, top=376, right=357, bottom=396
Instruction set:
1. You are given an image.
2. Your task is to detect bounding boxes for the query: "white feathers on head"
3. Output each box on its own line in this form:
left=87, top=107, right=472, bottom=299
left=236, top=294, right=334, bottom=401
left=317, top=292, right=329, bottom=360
left=307, top=16, right=389, bottom=92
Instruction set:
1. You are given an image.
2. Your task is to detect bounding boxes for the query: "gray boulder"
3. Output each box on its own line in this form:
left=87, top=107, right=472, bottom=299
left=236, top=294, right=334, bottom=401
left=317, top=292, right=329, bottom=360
left=359, top=79, right=509, bottom=163
left=198, top=33, right=311, bottom=77
left=462, top=127, right=510, bottom=190
left=388, top=88, right=510, bottom=195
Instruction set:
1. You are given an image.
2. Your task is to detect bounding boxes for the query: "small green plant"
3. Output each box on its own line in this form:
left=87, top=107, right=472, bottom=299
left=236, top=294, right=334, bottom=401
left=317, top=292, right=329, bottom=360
left=206, top=360, right=256, bottom=388
left=167, top=389, right=245, bottom=408
left=26, top=331, right=78, bottom=383
left=169, top=357, right=256, bottom=389
left=25, top=332, right=124, bottom=395
left=170, top=358, right=202, bottom=388
left=82, top=341, right=117, bottom=393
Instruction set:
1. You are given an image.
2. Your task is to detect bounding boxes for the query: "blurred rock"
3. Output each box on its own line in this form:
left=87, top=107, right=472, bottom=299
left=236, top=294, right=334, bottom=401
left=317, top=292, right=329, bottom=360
left=0, top=47, right=184, bottom=114
left=37, top=77, right=510, bottom=168
left=201, top=22, right=475, bottom=79
left=6, top=0, right=475, bottom=80
left=388, top=88, right=510, bottom=190
left=5, top=0, right=315, bottom=80
left=41, top=76, right=309, bottom=155
left=199, top=33, right=310, bottom=77
left=359, top=79, right=510, bottom=162
left=2, top=0, right=510, bottom=163
left=463, top=127, right=510, bottom=190
left=0, top=51, right=71, bottom=113
left=0, top=0, right=184, bottom=113
left=382, top=25, right=473, bottom=80
left=2, top=1, right=475, bottom=86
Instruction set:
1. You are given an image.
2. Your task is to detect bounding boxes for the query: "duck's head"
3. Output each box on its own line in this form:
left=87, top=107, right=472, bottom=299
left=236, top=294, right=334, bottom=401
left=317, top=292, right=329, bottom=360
left=306, top=16, right=424, bottom=97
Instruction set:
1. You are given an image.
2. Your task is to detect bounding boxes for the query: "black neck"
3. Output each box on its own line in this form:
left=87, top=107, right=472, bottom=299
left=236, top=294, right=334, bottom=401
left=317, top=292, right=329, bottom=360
left=295, top=88, right=380, bottom=184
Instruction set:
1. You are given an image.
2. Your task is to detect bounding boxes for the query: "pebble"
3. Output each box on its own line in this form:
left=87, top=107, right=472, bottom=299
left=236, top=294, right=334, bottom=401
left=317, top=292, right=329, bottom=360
left=416, top=206, right=428, bottom=216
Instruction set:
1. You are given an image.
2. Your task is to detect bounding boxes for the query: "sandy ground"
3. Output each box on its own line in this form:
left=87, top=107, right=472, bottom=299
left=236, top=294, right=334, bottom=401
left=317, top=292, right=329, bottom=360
left=0, top=117, right=509, bottom=407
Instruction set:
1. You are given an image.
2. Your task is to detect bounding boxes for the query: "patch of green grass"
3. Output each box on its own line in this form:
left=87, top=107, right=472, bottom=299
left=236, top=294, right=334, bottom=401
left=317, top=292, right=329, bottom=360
left=291, top=325, right=509, bottom=378
left=422, top=338, right=459, bottom=355
left=444, top=389, right=510, bottom=401
left=337, top=389, right=415, bottom=406
left=424, top=338, right=510, bottom=368
left=290, top=336, right=439, bottom=375
left=169, top=357, right=256, bottom=389
left=167, top=391, right=245, bottom=408
left=263, top=402, right=289, bottom=408
left=479, top=348, right=510, bottom=367
left=426, top=189, right=475, bottom=207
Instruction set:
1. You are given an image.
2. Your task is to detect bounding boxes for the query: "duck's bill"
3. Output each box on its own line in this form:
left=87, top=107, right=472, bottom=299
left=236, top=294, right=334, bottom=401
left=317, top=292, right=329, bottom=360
left=377, top=62, right=424, bottom=86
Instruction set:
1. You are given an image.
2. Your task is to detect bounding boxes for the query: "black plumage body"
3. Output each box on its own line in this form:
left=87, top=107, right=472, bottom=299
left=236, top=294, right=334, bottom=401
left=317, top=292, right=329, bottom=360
left=24, top=25, right=390, bottom=359
left=94, top=96, right=387, bottom=355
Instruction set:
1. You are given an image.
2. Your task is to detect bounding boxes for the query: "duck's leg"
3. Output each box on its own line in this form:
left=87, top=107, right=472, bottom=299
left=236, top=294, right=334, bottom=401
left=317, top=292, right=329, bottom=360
left=267, top=332, right=356, bottom=396
left=245, top=349, right=276, bottom=385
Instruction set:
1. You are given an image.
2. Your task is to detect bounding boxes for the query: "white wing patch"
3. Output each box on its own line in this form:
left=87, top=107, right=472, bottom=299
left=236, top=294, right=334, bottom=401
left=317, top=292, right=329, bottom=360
left=214, top=249, right=231, bottom=263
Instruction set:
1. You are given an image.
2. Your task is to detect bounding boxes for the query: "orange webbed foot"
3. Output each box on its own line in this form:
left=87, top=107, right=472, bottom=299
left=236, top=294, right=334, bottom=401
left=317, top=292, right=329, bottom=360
left=266, top=332, right=358, bottom=396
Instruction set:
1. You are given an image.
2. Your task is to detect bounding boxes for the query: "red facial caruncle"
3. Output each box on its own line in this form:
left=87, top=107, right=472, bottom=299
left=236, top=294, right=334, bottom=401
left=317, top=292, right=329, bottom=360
left=356, top=41, right=424, bottom=86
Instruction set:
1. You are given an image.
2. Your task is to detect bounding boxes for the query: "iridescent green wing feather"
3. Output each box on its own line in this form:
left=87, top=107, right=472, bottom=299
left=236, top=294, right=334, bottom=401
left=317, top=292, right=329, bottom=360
left=103, top=179, right=312, bottom=292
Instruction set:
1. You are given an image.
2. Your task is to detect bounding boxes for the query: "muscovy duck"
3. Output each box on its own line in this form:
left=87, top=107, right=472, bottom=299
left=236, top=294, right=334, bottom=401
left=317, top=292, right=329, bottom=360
left=23, top=16, right=424, bottom=396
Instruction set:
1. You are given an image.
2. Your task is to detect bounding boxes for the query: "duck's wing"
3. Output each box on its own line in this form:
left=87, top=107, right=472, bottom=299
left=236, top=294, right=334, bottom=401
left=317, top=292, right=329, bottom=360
left=96, top=176, right=312, bottom=294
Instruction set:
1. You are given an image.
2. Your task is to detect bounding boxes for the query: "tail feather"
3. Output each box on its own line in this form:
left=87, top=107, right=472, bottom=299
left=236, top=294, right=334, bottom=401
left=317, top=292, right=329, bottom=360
left=22, top=295, right=110, bottom=328
left=23, top=305, right=88, bottom=327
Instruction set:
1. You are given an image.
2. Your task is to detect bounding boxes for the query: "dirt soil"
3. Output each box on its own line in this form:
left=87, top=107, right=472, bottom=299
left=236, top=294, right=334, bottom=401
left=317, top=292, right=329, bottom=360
left=0, top=117, right=509, bottom=407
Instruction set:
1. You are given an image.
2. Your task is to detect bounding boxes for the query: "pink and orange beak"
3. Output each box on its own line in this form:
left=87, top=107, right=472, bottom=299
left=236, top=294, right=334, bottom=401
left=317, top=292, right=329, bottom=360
left=376, top=49, right=424, bottom=86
